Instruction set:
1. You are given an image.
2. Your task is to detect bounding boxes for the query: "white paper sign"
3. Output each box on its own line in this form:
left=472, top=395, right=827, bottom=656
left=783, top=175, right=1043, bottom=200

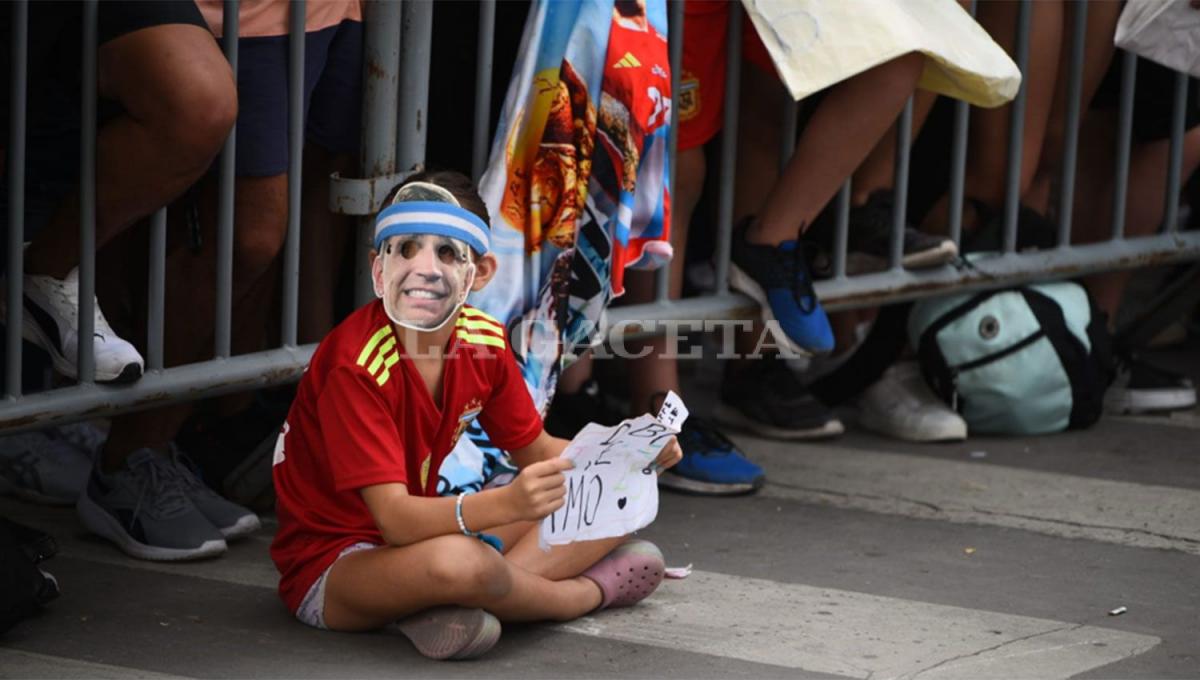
left=538, top=392, right=689, bottom=549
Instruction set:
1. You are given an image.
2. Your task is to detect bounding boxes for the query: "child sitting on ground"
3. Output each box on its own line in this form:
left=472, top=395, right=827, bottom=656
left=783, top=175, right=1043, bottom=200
left=270, top=170, right=682, bottom=659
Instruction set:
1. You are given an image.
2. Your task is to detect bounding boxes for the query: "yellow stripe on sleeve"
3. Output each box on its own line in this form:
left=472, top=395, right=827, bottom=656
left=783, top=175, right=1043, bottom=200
left=366, top=336, right=397, bottom=375
left=356, top=326, right=393, bottom=366
left=375, top=351, right=401, bottom=386
left=457, top=331, right=506, bottom=349
left=456, top=317, right=504, bottom=334
left=459, top=307, right=501, bottom=325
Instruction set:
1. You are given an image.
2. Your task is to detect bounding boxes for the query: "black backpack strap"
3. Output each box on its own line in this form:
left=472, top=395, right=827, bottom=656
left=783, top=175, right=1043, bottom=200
left=913, top=290, right=1000, bottom=404
left=810, top=302, right=911, bottom=406
left=1020, top=288, right=1105, bottom=429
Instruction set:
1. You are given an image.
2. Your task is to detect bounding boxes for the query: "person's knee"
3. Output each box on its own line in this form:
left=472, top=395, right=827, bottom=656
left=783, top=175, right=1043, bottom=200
left=234, top=223, right=287, bottom=282
left=162, top=71, right=237, bottom=170
left=426, top=537, right=512, bottom=602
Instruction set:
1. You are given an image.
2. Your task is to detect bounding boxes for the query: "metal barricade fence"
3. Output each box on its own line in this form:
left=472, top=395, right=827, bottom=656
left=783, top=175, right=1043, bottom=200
left=3, top=0, right=1200, bottom=434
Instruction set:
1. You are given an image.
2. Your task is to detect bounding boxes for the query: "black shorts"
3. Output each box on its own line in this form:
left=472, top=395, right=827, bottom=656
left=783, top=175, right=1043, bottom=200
left=234, top=20, right=364, bottom=176
left=1092, top=49, right=1200, bottom=143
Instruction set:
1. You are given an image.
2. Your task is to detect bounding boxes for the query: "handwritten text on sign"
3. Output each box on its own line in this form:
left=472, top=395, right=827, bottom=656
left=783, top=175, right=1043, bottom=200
left=538, top=392, right=688, bottom=549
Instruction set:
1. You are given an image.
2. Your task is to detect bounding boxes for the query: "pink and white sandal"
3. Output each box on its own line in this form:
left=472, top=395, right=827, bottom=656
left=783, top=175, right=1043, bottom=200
left=582, top=539, right=665, bottom=610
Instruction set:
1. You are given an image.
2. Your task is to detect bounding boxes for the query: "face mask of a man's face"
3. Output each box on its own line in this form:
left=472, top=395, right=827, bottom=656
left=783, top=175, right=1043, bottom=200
left=375, top=234, right=476, bottom=331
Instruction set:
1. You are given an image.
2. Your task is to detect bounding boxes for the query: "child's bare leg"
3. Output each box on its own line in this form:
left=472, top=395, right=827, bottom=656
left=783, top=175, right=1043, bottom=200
left=748, top=52, right=925, bottom=244
left=964, top=0, right=1063, bottom=209
left=626, top=146, right=705, bottom=414
left=322, top=534, right=607, bottom=630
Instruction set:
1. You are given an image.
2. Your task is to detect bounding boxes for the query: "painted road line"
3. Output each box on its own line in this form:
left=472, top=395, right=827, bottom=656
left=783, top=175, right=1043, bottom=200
left=0, top=648, right=193, bottom=679
left=746, top=442, right=1200, bottom=555
left=559, top=571, right=1160, bottom=679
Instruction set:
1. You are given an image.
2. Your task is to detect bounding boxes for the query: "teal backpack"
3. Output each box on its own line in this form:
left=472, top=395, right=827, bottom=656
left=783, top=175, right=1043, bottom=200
left=907, top=281, right=1112, bottom=435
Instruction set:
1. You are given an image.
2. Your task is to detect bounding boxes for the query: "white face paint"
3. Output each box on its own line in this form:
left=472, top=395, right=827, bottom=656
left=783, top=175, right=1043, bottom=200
left=374, top=233, right=476, bottom=331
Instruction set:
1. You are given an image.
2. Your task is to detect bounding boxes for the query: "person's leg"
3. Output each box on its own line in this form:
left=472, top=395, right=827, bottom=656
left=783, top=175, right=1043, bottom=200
left=322, top=533, right=610, bottom=630
left=625, top=147, right=704, bottom=413
left=299, top=19, right=364, bottom=343
left=746, top=52, right=925, bottom=244
left=1079, top=127, right=1200, bottom=321
left=24, top=24, right=235, bottom=279
left=961, top=0, right=1063, bottom=213
left=1026, top=0, right=1121, bottom=217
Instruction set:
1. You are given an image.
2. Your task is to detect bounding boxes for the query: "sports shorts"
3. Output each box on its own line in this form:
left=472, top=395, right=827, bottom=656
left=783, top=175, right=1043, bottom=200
left=677, top=0, right=776, bottom=151
left=233, top=19, right=364, bottom=176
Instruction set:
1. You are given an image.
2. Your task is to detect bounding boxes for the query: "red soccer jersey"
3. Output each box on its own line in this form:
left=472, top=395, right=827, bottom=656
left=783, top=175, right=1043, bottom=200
left=270, top=301, right=543, bottom=613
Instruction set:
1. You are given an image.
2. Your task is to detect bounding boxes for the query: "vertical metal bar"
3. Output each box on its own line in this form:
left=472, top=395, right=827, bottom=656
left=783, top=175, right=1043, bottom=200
left=947, top=0, right=975, bottom=248
left=396, top=0, right=433, bottom=172
left=779, top=99, right=798, bottom=172
left=658, top=0, right=684, bottom=303
left=215, top=0, right=239, bottom=358
left=713, top=8, right=742, bottom=294
left=1056, top=1, right=1087, bottom=248
left=356, top=0, right=402, bottom=305
left=1002, top=0, right=1032, bottom=254
left=1111, top=51, right=1137, bottom=240
left=5, top=0, right=28, bottom=398
left=471, top=0, right=495, bottom=182
left=146, top=208, right=166, bottom=371
left=948, top=100, right=970, bottom=248
left=1163, top=71, right=1188, bottom=234
left=77, top=0, right=98, bottom=384
left=890, top=97, right=913, bottom=269
left=833, top=180, right=850, bottom=279
left=282, top=0, right=304, bottom=347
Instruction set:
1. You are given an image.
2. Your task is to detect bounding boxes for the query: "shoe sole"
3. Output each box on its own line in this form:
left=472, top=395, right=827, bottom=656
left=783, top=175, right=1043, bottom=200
left=20, top=307, right=142, bottom=384
left=857, top=410, right=967, bottom=443
left=713, top=402, right=845, bottom=441
left=728, top=264, right=817, bottom=358
left=902, top=240, right=958, bottom=269
left=219, top=513, right=262, bottom=540
left=394, top=607, right=501, bottom=660
left=77, top=490, right=227, bottom=561
left=1105, top=388, right=1197, bottom=415
left=658, top=471, right=763, bottom=496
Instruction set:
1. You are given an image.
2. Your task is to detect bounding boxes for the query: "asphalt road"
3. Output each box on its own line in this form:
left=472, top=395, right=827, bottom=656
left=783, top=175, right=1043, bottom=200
left=2, top=347, right=1198, bottom=679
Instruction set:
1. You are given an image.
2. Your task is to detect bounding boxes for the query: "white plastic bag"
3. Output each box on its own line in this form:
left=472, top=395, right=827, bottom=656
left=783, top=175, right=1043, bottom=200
left=1115, top=0, right=1200, bottom=78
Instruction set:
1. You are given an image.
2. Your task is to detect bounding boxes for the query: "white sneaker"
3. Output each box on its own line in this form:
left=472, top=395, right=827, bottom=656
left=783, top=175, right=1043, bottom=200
left=1105, top=355, right=1196, bottom=414
left=858, top=361, right=968, bottom=442
left=7, top=269, right=144, bottom=383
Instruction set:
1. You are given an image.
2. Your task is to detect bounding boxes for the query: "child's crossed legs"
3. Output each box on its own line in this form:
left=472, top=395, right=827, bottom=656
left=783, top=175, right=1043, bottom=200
left=322, top=523, right=626, bottom=630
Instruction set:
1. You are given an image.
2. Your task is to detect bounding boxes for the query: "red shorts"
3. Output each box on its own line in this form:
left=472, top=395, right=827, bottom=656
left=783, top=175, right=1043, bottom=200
left=677, top=0, right=776, bottom=151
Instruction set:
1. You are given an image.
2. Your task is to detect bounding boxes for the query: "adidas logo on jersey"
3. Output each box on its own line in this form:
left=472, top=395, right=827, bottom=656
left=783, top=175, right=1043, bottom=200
left=613, top=52, right=641, bottom=69
left=356, top=325, right=400, bottom=387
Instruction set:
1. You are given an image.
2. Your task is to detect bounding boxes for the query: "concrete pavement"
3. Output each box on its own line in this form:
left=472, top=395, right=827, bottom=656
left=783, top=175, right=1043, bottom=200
left=2, top=366, right=1198, bottom=677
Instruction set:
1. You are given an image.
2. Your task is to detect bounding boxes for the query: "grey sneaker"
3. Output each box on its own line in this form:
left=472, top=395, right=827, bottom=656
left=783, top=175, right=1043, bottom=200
left=76, top=449, right=226, bottom=561
left=0, top=428, right=94, bottom=505
left=168, top=446, right=261, bottom=540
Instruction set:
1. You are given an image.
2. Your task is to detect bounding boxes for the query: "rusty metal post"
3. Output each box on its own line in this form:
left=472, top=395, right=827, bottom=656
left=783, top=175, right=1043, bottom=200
left=355, top=0, right=402, bottom=305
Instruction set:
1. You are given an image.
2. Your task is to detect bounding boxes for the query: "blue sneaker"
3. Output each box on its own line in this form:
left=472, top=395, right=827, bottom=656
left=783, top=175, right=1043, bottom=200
left=658, top=418, right=764, bottom=495
left=729, top=218, right=834, bottom=355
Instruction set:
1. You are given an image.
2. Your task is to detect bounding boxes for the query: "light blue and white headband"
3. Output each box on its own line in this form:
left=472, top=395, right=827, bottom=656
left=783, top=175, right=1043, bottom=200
left=373, top=201, right=491, bottom=255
